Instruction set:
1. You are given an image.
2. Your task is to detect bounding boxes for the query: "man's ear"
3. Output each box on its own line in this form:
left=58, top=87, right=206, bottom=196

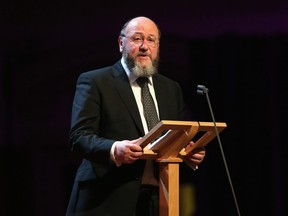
left=118, top=36, right=123, bottom=52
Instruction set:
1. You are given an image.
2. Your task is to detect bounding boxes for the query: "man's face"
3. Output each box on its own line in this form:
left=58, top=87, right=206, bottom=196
left=118, top=18, right=160, bottom=77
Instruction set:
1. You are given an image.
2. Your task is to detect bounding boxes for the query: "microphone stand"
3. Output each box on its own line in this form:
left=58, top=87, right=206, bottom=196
left=197, top=85, right=241, bottom=216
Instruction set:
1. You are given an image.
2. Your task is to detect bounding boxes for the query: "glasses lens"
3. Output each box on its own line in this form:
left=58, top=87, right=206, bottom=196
left=129, top=35, right=157, bottom=47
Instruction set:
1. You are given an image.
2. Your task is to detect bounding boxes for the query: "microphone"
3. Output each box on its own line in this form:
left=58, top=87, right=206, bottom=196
left=197, top=84, right=241, bottom=216
left=196, top=84, right=209, bottom=95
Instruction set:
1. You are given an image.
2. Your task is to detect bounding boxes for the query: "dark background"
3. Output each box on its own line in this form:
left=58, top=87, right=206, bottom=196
left=1, top=1, right=287, bottom=215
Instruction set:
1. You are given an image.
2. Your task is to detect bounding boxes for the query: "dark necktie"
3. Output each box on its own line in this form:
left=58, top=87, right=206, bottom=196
left=136, top=77, right=159, bottom=185
left=136, top=77, right=159, bottom=131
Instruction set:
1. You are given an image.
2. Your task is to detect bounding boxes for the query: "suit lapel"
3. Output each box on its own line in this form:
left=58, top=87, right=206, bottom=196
left=152, top=75, right=169, bottom=120
left=111, top=62, right=145, bottom=135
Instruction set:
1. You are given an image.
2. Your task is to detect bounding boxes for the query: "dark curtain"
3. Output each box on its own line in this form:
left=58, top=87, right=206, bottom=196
left=0, top=33, right=287, bottom=216
left=182, top=34, right=288, bottom=216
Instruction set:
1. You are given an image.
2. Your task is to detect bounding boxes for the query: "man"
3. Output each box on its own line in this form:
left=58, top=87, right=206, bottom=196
left=66, top=16, right=205, bottom=216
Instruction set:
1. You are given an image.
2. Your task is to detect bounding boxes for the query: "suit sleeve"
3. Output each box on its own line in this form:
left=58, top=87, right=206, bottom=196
left=69, top=72, right=115, bottom=165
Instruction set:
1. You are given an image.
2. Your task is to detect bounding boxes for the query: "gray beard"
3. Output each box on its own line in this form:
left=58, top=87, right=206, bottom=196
left=131, top=62, right=156, bottom=77
left=124, top=52, right=159, bottom=77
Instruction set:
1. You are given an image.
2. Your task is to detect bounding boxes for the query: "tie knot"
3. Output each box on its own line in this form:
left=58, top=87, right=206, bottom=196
left=136, top=77, right=149, bottom=88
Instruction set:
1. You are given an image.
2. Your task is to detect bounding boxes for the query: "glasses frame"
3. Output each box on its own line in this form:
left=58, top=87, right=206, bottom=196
left=121, top=34, right=159, bottom=48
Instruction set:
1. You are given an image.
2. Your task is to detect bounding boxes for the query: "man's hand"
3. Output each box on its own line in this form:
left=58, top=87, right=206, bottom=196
left=114, top=138, right=143, bottom=164
left=184, top=141, right=206, bottom=168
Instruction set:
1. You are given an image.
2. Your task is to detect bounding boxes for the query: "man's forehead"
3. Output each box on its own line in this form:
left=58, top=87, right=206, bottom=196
left=125, top=20, right=158, bottom=36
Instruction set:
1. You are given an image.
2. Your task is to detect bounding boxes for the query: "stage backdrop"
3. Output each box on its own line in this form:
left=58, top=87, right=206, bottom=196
left=1, top=1, right=287, bottom=215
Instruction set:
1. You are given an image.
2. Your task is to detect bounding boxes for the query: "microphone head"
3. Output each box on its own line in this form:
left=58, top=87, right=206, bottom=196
left=197, top=89, right=205, bottom=95
left=197, top=85, right=209, bottom=95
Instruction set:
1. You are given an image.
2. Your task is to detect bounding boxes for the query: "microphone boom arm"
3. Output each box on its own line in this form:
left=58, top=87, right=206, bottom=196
left=197, top=85, right=241, bottom=216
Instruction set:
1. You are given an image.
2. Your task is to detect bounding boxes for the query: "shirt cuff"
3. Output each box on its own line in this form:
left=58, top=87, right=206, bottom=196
left=110, top=141, right=122, bottom=167
left=192, top=165, right=198, bottom=171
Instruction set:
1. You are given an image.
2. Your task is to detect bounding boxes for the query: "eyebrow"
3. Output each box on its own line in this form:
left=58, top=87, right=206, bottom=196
left=132, top=32, right=157, bottom=38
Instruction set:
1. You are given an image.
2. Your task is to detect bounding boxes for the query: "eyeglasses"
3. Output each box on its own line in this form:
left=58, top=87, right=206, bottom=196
left=121, top=34, right=158, bottom=48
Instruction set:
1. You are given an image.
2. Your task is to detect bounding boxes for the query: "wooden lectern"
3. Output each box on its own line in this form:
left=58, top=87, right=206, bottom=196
left=138, top=120, right=227, bottom=216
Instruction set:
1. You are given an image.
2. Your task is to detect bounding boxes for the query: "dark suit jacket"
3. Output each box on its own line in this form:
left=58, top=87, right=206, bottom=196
left=66, top=61, right=187, bottom=216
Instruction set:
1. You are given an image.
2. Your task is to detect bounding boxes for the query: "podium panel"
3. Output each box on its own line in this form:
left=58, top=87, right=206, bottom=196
left=137, top=120, right=227, bottom=216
